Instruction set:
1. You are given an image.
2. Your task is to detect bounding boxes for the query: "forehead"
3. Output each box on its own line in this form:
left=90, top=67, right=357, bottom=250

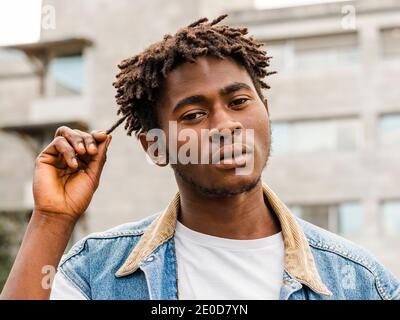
left=160, top=56, right=255, bottom=106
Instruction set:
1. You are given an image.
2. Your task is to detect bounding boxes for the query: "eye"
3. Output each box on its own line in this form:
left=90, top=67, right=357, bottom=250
left=181, top=111, right=207, bottom=122
left=229, top=98, right=249, bottom=108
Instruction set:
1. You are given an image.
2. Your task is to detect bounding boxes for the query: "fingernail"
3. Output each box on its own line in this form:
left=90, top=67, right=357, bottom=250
left=90, top=144, right=97, bottom=152
left=78, top=143, right=85, bottom=150
left=72, top=158, right=78, bottom=167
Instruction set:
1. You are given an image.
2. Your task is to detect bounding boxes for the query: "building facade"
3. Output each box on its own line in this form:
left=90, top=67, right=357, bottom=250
left=0, top=0, right=399, bottom=288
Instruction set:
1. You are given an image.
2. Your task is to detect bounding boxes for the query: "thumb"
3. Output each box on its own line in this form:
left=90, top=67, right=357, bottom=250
left=86, top=135, right=112, bottom=182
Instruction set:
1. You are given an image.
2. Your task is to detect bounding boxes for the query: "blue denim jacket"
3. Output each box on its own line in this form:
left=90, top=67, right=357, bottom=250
left=59, top=183, right=400, bottom=300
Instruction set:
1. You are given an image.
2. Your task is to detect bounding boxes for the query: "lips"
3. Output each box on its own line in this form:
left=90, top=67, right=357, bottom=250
left=211, top=143, right=250, bottom=165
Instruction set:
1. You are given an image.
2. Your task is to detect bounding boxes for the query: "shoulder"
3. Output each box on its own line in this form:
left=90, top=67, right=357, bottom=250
left=296, top=217, right=400, bottom=300
left=61, top=212, right=160, bottom=264
left=57, top=212, right=160, bottom=299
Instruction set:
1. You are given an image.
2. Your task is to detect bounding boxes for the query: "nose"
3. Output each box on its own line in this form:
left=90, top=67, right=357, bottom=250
left=209, top=109, right=244, bottom=142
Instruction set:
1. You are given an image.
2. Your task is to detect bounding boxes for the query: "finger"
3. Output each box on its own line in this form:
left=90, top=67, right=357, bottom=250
left=91, top=130, right=108, bottom=142
left=74, top=129, right=98, bottom=156
left=62, top=157, right=88, bottom=175
left=55, top=126, right=86, bottom=155
left=37, top=142, right=66, bottom=168
left=48, top=136, right=78, bottom=169
left=86, top=135, right=112, bottom=181
left=55, top=137, right=78, bottom=169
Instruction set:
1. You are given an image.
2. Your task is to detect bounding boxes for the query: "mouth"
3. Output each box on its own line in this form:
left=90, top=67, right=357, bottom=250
left=211, top=143, right=252, bottom=169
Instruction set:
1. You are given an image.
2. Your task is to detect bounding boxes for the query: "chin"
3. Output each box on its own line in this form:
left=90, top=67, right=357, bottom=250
left=192, top=171, right=262, bottom=198
left=214, top=173, right=260, bottom=191
left=173, top=162, right=264, bottom=198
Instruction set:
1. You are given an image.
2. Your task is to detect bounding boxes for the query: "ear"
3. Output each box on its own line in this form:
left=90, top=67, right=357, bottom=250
left=139, top=132, right=169, bottom=167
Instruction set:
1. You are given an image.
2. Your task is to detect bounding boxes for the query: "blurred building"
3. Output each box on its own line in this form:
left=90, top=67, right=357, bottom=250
left=0, top=0, right=399, bottom=288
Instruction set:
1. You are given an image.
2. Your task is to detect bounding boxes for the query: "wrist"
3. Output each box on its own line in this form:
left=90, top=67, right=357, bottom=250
left=31, top=208, right=79, bottom=230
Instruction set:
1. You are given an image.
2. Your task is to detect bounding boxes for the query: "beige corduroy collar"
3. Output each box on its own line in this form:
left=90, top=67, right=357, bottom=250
left=115, top=182, right=332, bottom=296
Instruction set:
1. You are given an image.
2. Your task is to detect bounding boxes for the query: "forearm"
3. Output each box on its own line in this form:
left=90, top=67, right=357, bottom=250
left=0, top=211, right=76, bottom=300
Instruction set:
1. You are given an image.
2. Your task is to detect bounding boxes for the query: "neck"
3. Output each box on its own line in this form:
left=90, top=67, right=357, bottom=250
left=176, top=179, right=281, bottom=240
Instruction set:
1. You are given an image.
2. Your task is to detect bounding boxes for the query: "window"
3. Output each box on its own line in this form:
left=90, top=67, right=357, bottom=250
left=381, top=27, right=400, bottom=59
left=0, top=48, right=31, bottom=74
left=261, top=32, right=359, bottom=73
left=272, top=118, right=361, bottom=155
left=289, top=202, right=362, bottom=236
left=379, top=113, right=400, bottom=146
left=294, top=33, right=359, bottom=69
left=0, top=48, right=27, bottom=64
left=271, top=122, right=290, bottom=154
left=291, top=121, right=336, bottom=153
left=297, top=204, right=334, bottom=231
left=338, top=202, right=363, bottom=236
left=381, top=200, right=400, bottom=237
left=48, top=54, right=84, bottom=96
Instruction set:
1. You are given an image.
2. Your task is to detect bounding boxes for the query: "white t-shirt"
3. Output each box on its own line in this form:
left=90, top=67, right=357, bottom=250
left=50, top=271, right=87, bottom=300
left=50, top=221, right=284, bottom=300
left=174, top=220, right=284, bottom=300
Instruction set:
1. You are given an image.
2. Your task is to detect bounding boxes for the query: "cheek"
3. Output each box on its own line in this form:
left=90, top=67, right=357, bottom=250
left=247, top=107, right=270, bottom=157
left=257, top=104, right=270, bottom=135
left=243, top=105, right=269, bottom=137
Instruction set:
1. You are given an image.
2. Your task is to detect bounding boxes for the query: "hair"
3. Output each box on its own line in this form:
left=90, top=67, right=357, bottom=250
left=107, top=14, right=276, bottom=136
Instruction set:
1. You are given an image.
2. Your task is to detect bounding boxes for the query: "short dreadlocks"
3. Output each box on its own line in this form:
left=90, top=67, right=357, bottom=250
left=108, top=14, right=276, bottom=136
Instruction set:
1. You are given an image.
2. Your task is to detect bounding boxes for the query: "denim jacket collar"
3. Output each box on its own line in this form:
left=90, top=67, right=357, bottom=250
left=115, top=182, right=332, bottom=296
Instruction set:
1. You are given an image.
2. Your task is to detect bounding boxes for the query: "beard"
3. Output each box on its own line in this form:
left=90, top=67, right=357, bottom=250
left=171, top=148, right=269, bottom=198
left=173, top=166, right=262, bottom=198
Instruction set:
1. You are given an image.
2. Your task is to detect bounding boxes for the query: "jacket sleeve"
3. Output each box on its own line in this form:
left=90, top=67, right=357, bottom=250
left=57, top=237, right=92, bottom=300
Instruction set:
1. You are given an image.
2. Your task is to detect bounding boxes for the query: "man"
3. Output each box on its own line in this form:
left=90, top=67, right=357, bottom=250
left=1, top=15, right=399, bottom=300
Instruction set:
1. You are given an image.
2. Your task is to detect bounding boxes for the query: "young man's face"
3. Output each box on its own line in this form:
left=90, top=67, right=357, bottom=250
left=154, top=55, right=271, bottom=196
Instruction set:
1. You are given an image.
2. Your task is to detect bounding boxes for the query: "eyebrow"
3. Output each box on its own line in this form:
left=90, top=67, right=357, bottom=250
left=173, top=95, right=207, bottom=114
left=172, top=82, right=252, bottom=113
left=219, top=82, right=252, bottom=96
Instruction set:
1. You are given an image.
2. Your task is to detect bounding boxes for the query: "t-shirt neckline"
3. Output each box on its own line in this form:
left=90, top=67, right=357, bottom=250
left=175, top=220, right=283, bottom=250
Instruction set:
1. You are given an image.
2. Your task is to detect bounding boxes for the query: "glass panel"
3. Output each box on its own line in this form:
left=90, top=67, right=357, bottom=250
left=300, top=205, right=330, bottom=230
left=0, top=49, right=26, bottom=63
left=338, top=202, right=363, bottom=236
left=381, top=200, right=400, bottom=237
left=292, top=121, right=336, bottom=153
left=0, top=48, right=30, bottom=71
left=49, top=54, right=84, bottom=96
left=272, top=122, right=290, bottom=155
left=294, top=33, right=359, bottom=69
left=379, top=114, right=400, bottom=146
left=295, top=47, right=359, bottom=69
left=272, top=118, right=360, bottom=154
